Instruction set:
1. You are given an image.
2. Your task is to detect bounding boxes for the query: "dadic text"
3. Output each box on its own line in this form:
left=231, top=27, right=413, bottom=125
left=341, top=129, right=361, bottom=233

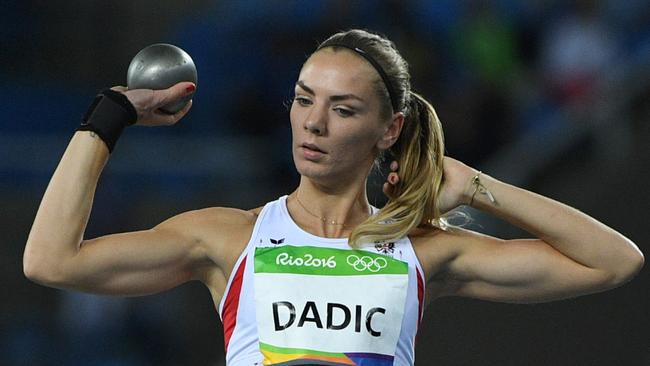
left=272, top=301, right=386, bottom=337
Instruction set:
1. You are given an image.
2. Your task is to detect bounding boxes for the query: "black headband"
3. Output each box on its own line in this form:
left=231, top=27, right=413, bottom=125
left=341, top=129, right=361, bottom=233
left=318, top=43, right=399, bottom=112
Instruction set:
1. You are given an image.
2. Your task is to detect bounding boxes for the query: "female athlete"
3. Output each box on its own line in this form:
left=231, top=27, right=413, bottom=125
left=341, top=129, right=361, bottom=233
left=24, top=29, right=643, bottom=366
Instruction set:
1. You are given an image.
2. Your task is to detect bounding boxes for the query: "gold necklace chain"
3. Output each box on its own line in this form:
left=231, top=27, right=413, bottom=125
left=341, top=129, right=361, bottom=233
left=295, top=193, right=347, bottom=226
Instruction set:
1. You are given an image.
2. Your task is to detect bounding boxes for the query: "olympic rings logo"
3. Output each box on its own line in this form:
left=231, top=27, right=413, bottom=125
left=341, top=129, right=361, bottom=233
left=346, top=255, right=388, bottom=272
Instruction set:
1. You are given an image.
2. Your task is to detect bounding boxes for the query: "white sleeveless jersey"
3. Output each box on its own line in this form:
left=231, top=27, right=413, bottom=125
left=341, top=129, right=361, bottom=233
left=218, top=196, right=426, bottom=366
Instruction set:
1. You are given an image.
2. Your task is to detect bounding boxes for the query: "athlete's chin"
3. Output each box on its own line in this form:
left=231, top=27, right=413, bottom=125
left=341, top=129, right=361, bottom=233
left=295, top=162, right=330, bottom=180
left=293, top=154, right=372, bottom=184
left=293, top=157, right=333, bottom=179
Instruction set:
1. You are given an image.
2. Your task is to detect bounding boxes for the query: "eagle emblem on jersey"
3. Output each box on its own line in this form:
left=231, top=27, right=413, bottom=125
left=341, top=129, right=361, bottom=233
left=374, top=241, right=395, bottom=255
left=270, top=238, right=285, bottom=245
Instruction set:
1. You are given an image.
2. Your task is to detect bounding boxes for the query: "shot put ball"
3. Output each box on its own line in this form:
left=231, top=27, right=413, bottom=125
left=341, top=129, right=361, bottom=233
left=127, top=43, right=197, bottom=114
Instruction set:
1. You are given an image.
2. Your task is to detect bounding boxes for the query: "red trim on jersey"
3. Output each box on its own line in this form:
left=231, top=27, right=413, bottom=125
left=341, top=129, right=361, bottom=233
left=416, top=267, right=425, bottom=323
left=415, top=267, right=425, bottom=344
left=222, top=255, right=247, bottom=352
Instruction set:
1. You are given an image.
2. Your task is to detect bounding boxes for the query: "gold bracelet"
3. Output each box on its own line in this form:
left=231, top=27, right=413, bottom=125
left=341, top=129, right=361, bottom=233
left=468, top=171, right=497, bottom=206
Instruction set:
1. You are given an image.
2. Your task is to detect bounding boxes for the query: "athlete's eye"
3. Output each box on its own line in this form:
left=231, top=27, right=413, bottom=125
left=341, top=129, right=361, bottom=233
left=293, top=96, right=312, bottom=106
left=334, top=107, right=355, bottom=117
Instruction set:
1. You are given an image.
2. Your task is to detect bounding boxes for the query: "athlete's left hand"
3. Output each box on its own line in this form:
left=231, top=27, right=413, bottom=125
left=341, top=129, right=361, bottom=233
left=383, top=156, right=478, bottom=214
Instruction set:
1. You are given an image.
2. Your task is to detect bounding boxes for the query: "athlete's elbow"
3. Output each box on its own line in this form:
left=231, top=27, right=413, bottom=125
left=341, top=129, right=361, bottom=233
left=617, top=249, right=644, bottom=284
left=603, top=244, right=644, bottom=288
left=24, top=258, right=53, bottom=286
left=23, top=247, right=68, bottom=287
left=24, top=258, right=48, bottom=285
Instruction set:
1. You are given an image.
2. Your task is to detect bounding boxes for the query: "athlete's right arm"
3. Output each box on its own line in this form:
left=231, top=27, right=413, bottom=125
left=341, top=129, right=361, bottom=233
left=23, top=83, right=218, bottom=296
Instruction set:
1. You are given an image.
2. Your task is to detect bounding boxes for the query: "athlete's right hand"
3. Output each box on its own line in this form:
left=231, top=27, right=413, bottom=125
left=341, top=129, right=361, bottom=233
left=110, top=82, right=195, bottom=126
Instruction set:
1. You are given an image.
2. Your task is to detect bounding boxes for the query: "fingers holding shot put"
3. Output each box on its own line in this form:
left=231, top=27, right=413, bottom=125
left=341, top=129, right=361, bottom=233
left=122, top=43, right=198, bottom=126
left=73, top=43, right=197, bottom=153
left=121, top=82, right=195, bottom=126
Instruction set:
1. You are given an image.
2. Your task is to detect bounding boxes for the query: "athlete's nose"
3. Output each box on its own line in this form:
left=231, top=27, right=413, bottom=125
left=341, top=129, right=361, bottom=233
left=304, top=105, right=327, bottom=136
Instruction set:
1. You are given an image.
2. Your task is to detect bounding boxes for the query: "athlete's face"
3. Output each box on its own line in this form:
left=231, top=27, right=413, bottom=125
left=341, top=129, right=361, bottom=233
left=290, top=49, right=403, bottom=183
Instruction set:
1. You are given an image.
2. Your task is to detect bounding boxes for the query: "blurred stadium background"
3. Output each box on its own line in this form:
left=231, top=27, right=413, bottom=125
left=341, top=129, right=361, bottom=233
left=1, top=1, right=649, bottom=365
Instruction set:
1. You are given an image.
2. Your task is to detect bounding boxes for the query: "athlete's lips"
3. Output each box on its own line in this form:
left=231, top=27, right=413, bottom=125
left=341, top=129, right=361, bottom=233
left=300, top=142, right=326, bottom=160
left=301, top=143, right=326, bottom=154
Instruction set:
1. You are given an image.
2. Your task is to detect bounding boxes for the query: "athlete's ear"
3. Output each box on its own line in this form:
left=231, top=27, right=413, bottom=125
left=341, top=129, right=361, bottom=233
left=377, top=112, right=404, bottom=150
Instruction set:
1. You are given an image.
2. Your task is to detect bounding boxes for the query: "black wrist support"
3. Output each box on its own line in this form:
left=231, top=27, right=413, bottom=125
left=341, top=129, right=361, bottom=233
left=77, top=89, right=138, bottom=153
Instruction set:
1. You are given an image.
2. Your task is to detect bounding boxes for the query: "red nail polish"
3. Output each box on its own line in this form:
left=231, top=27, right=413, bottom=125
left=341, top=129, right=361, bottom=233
left=186, top=84, right=196, bottom=93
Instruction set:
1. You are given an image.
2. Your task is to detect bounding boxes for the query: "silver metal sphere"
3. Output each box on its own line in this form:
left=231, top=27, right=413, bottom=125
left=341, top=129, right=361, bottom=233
left=127, top=43, right=197, bottom=114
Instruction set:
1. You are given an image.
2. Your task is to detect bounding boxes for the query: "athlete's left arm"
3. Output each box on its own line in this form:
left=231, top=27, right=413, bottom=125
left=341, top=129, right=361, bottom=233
left=417, top=158, right=644, bottom=304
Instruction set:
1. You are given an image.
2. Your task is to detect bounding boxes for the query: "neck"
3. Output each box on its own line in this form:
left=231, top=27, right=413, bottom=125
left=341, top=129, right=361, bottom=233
left=288, top=177, right=372, bottom=238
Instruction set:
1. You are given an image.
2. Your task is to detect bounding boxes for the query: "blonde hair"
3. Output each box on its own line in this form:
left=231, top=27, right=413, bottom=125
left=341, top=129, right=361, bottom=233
left=317, top=29, right=446, bottom=246
left=349, top=92, right=445, bottom=246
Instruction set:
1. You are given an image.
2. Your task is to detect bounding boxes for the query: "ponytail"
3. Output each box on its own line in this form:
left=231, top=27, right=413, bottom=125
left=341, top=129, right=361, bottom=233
left=349, top=92, right=445, bottom=247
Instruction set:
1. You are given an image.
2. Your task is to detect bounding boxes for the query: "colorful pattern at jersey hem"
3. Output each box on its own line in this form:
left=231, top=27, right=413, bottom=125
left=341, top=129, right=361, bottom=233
left=260, top=342, right=394, bottom=366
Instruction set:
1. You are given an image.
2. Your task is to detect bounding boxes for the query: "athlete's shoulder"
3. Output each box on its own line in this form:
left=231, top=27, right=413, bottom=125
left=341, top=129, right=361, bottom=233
left=408, top=226, right=473, bottom=281
left=408, top=225, right=447, bottom=243
left=410, top=225, right=490, bottom=247
left=154, top=206, right=259, bottom=241
left=178, top=206, right=260, bottom=226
